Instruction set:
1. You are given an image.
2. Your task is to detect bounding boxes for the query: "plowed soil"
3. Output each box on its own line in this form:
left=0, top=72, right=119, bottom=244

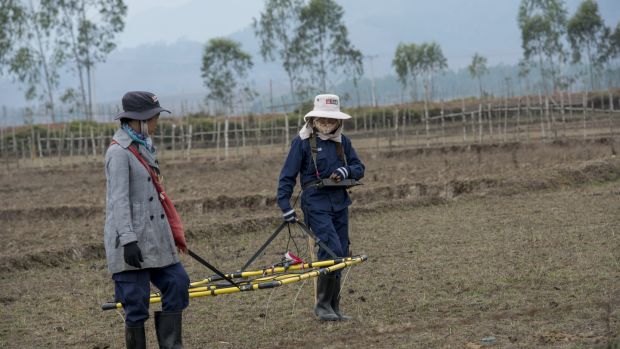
left=0, top=137, right=619, bottom=348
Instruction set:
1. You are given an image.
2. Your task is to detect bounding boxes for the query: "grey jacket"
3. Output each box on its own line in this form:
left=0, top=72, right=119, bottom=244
left=104, top=128, right=179, bottom=274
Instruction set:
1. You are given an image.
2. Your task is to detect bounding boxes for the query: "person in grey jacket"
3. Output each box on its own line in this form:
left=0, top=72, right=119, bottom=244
left=104, top=91, right=189, bottom=349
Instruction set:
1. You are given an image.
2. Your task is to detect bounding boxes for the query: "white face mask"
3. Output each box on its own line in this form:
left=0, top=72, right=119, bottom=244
left=313, top=118, right=340, bottom=134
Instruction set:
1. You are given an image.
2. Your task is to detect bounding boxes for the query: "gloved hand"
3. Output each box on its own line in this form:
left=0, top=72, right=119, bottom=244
left=124, top=241, right=143, bottom=268
left=282, top=209, right=297, bottom=222
left=331, top=167, right=348, bottom=182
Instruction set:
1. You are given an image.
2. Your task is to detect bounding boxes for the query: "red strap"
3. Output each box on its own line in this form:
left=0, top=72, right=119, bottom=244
left=110, top=140, right=187, bottom=252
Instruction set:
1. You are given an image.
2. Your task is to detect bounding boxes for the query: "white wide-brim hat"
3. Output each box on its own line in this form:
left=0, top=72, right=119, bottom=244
left=304, top=94, right=351, bottom=122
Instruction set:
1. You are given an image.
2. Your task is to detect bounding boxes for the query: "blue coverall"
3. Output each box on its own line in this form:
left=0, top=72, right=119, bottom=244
left=277, top=134, right=365, bottom=274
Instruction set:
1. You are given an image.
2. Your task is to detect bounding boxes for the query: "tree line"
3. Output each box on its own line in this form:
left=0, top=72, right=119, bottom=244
left=1, top=0, right=619, bottom=126
left=0, top=0, right=127, bottom=123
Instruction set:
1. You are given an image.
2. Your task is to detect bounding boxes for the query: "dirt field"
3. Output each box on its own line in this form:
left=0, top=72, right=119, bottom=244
left=0, top=136, right=619, bottom=348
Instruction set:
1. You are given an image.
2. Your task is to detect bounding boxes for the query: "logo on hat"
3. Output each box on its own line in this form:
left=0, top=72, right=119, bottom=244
left=325, top=98, right=339, bottom=105
left=151, top=95, right=158, bottom=103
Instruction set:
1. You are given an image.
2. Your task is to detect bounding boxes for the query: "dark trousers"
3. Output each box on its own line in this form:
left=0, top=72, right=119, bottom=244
left=113, top=262, right=190, bottom=327
left=303, top=207, right=349, bottom=277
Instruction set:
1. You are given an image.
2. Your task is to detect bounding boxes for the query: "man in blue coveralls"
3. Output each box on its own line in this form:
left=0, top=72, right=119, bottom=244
left=277, top=94, right=365, bottom=321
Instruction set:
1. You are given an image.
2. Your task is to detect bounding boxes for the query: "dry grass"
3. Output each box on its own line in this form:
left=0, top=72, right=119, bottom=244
left=0, top=138, right=619, bottom=348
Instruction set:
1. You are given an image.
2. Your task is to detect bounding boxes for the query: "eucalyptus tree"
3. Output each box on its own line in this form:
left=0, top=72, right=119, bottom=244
left=293, top=0, right=363, bottom=94
left=0, top=0, right=63, bottom=123
left=468, top=53, right=489, bottom=98
left=56, top=0, right=127, bottom=120
left=418, top=42, right=448, bottom=102
left=201, top=38, right=253, bottom=158
left=253, top=0, right=304, bottom=105
left=518, top=0, right=568, bottom=95
left=392, top=43, right=421, bottom=102
left=567, top=0, right=608, bottom=90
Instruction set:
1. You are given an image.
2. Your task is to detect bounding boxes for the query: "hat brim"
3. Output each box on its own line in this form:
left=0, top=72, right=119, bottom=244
left=304, top=110, right=351, bottom=122
left=115, top=107, right=170, bottom=121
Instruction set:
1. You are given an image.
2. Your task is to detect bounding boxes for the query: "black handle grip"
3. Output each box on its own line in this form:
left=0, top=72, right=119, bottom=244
left=101, top=302, right=119, bottom=311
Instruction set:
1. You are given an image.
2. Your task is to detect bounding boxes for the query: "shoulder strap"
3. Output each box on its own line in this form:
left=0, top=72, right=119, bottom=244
left=336, top=143, right=348, bottom=166
left=309, top=133, right=320, bottom=179
left=111, top=140, right=160, bottom=188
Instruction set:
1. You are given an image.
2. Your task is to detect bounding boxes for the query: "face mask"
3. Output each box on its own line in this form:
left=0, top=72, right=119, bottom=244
left=314, top=118, right=340, bottom=134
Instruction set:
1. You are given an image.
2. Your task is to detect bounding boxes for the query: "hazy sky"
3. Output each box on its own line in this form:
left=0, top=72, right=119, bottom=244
left=118, top=0, right=265, bottom=48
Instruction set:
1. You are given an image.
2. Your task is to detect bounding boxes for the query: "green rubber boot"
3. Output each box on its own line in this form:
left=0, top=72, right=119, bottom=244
left=314, top=274, right=339, bottom=321
left=154, top=311, right=183, bottom=349
left=125, top=324, right=146, bottom=349
left=331, top=276, right=352, bottom=321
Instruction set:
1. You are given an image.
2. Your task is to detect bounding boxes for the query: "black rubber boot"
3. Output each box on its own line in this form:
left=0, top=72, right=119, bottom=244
left=154, top=311, right=183, bottom=349
left=314, top=274, right=339, bottom=321
left=331, top=277, right=352, bottom=321
left=125, top=324, right=146, bottom=349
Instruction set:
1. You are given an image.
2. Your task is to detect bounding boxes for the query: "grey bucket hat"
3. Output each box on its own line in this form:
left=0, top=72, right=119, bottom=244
left=114, top=91, right=171, bottom=121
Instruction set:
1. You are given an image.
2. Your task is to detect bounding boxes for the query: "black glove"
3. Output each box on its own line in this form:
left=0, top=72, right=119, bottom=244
left=124, top=241, right=143, bottom=268
left=282, top=209, right=297, bottom=222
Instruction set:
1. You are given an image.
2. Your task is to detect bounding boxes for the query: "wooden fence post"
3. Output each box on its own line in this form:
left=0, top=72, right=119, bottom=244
left=538, top=93, right=546, bottom=142
left=560, top=91, right=566, bottom=138
left=186, top=125, right=192, bottom=160
left=478, top=104, right=483, bottom=144
left=440, top=101, right=445, bottom=145
left=36, top=130, right=43, bottom=158
left=78, top=123, right=84, bottom=156
left=516, top=98, right=521, bottom=142
left=159, top=123, right=165, bottom=157
left=582, top=91, right=587, bottom=140
left=241, top=116, right=246, bottom=159
left=487, top=103, right=493, bottom=140
left=224, top=117, right=229, bottom=159
left=461, top=99, right=467, bottom=143
left=503, top=97, right=508, bottom=143
left=172, top=124, right=176, bottom=160
left=284, top=113, right=290, bottom=149
left=12, top=127, right=18, bottom=161
left=216, top=121, right=221, bottom=161
left=90, top=127, right=96, bottom=157
left=0, top=126, right=4, bottom=159
left=46, top=123, right=51, bottom=157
